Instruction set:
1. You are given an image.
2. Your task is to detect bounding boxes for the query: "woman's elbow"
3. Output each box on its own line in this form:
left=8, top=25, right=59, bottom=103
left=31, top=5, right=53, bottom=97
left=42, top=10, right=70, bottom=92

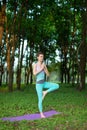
left=47, top=72, right=50, bottom=77
left=33, top=71, right=35, bottom=75
left=33, top=72, right=36, bottom=76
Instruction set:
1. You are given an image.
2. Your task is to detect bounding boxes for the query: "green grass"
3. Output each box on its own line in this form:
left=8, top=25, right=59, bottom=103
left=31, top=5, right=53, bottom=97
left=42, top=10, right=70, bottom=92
left=0, top=84, right=87, bottom=130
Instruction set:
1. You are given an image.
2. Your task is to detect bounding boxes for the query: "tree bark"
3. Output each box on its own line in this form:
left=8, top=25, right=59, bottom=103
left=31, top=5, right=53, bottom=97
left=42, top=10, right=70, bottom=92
left=0, top=1, right=6, bottom=46
left=79, top=0, right=87, bottom=90
left=17, top=39, right=24, bottom=90
left=29, top=47, right=33, bottom=84
left=7, top=35, right=16, bottom=92
left=79, top=43, right=87, bottom=90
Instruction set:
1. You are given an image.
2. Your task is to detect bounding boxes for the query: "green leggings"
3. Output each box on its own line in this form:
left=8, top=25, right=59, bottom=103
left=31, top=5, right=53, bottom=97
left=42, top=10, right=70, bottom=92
left=36, top=82, right=59, bottom=112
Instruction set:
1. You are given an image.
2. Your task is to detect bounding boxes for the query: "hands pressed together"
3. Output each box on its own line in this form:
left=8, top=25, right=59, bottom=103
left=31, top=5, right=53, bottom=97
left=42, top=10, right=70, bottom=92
left=41, top=63, right=49, bottom=77
left=33, top=62, right=49, bottom=77
left=41, top=63, right=46, bottom=71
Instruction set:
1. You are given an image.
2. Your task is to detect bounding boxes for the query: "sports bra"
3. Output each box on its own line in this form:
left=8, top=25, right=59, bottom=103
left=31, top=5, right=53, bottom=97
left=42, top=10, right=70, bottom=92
left=36, top=63, right=45, bottom=83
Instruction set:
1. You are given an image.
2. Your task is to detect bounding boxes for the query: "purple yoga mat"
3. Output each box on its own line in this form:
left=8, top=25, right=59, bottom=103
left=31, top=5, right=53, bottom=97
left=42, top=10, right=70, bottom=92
left=1, top=110, right=61, bottom=121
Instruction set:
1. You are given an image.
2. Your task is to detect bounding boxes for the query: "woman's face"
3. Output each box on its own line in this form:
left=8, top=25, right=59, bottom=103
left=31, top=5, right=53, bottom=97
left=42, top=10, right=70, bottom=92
left=37, top=54, right=44, bottom=62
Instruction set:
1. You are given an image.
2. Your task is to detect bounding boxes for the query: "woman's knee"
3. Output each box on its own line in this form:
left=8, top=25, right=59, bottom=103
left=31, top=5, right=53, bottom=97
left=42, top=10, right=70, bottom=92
left=55, top=83, right=59, bottom=89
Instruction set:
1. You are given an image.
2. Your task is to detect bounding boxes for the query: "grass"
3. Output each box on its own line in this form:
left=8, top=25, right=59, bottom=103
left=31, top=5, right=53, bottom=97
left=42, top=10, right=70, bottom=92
left=0, top=83, right=87, bottom=130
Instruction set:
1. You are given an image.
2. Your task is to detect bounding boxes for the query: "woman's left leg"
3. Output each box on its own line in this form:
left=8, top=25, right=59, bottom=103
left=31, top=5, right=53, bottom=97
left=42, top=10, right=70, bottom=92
left=42, top=82, right=59, bottom=99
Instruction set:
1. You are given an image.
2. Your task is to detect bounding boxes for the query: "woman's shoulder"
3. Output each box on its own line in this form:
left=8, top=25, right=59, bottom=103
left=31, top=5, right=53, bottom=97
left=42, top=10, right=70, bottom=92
left=33, top=62, right=37, bottom=68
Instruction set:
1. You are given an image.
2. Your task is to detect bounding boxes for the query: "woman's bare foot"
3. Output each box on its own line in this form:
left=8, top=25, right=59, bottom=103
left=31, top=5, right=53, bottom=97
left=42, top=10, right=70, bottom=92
left=42, top=91, right=47, bottom=100
left=40, top=112, right=46, bottom=118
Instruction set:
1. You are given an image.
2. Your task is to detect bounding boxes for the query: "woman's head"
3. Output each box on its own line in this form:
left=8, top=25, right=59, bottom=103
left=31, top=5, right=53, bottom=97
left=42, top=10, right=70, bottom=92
left=37, top=52, right=44, bottom=62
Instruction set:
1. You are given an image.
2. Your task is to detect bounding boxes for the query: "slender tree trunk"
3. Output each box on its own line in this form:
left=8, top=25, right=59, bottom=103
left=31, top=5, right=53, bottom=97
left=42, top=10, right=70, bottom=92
left=61, top=73, right=63, bottom=83
left=24, top=67, right=26, bottom=84
left=0, top=57, right=4, bottom=86
left=16, top=38, right=20, bottom=89
left=29, top=54, right=33, bottom=84
left=25, top=42, right=30, bottom=85
left=79, top=45, right=86, bottom=90
left=29, top=42, right=34, bottom=84
left=0, top=67, right=3, bottom=86
left=26, top=68, right=30, bottom=85
left=79, top=0, right=87, bottom=90
left=6, top=1, right=17, bottom=91
left=7, top=35, right=16, bottom=92
left=60, top=52, right=64, bottom=83
left=7, top=44, right=15, bottom=91
left=6, top=38, right=12, bottom=91
left=67, top=70, right=70, bottom=83
left=0, top=1, right=6, bottom=46
left=8, top=66, right=14, bottom=91
left=17, top=39, right=24, bottom=90
left=60, top=62, right=64, bottom=83
left=0, top=1, right=6, bottom=85
left=6, top=70, right=8, bottom=85
left=70, top=0, right=76, bottom=84
left=63, top=47, right=67, bottom=83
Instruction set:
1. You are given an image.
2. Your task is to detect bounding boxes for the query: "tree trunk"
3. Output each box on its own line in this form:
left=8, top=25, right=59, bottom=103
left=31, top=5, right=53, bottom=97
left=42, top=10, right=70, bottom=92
left=6, top=39, right=13, bottom=91
left=0, top=1, right=6, bottom=46
left=8, top=66, right=13, bottom=91
left=67, top=69, right=70, bottom=83
left=0, top=58, right=4, bottom=86
left=0, top=1, right=6, bottom=86
left=7, top=47, right=15, bottom=91
left=29, top=56, right=33, bottom=84
left=79, top=43, right=86, bottom=90
left=6, top=1, right=17, bottom=91
left=79, top=0, right=87, bottom=90
left=6, top=28, right=17, bottom=91
left=60, top=62, right=64, bottom=83
left=6, top=70, right=8, bottom=85
left=17, top=39, right=24, bottom=90
left=8, top=36, right=15, bottom=92
left=26, top=68, right=30, bottom=85
left=25, top=42, right=30, bottom=85
left=29, top=42, right=34, bottom=84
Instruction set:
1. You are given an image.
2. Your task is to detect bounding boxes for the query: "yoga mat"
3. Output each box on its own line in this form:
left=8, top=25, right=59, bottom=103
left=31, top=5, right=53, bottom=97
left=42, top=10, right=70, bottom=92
left=1, top=110, right=61, bottom=121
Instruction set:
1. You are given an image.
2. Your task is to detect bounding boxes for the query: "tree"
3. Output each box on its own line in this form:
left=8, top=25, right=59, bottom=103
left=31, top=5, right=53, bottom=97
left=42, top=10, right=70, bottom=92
left=78, top=0, right=87, bottom=90
left=0, top=0, right=6, bottom=86
left=6, top=0, right=18, bottom=91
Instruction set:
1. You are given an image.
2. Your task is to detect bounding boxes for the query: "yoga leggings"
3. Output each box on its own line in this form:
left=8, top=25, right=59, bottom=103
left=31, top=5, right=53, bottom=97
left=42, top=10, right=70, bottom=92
left=36, top=82, right=59, bottom=112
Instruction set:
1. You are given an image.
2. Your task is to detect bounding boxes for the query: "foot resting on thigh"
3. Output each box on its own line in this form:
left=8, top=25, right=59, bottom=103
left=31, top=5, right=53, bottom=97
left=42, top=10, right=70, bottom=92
left=42, top=91, right=47, bottom=100
left=40, top=112, right=46, bottom=118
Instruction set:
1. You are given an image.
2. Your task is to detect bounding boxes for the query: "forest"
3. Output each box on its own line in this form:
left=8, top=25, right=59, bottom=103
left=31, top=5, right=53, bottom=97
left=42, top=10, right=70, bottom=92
left=0, top=1, right=87, bottom=130
left=0, top=0, right=87, bottom=91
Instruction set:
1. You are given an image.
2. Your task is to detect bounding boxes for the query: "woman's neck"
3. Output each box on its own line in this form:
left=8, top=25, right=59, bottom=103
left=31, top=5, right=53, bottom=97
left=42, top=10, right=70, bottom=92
left=37, top=61, right=43, bottom=65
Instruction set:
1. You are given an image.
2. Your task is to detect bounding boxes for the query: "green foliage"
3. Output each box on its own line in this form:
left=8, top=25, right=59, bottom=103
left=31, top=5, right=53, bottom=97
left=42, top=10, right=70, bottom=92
left=0, top=84, right=87, bottom=130
left=1, top=0, right=87, bottom=88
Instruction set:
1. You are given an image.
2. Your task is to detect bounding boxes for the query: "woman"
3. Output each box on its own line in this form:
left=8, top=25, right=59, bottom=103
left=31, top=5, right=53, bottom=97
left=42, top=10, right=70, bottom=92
left=33, top=52, right=59, bottom=118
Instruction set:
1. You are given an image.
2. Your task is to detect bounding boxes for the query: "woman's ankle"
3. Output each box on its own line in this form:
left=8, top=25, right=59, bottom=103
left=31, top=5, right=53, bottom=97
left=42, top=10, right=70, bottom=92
left=42, top=91, right=47, bottom=100
left=40, top=112, right=46, bottom=118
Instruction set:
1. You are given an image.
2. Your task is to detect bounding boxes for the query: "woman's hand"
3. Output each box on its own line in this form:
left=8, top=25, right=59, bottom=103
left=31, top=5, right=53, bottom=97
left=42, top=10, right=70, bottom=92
left=43, top=64, right=50, bottom=77
left=33, top=63, right=45, bottom=75
left=41, top=63, right=45, bottom=70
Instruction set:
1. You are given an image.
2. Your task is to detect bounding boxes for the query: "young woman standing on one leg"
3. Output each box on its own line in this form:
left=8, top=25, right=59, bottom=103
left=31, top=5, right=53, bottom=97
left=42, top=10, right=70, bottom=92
left=33, top=52, right=59, bottom=118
